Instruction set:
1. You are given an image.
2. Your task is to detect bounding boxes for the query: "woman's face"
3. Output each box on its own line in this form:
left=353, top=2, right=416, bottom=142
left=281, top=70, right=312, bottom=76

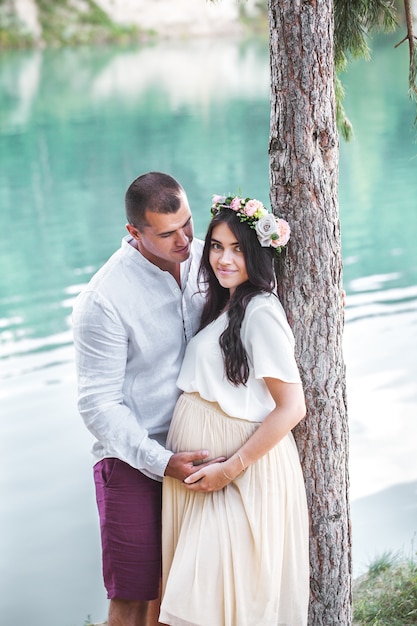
left=209, top=222, right=249, bottom=296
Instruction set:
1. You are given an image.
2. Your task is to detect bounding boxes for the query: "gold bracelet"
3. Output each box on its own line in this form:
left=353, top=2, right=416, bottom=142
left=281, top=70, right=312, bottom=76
left=237, top=452, right=246, bottom=473
left=220, top=464, right=233, bottom=481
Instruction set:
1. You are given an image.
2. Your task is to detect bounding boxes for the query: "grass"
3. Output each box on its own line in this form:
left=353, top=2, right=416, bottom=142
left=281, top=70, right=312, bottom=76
left=353, top=551, right=417, bottom=625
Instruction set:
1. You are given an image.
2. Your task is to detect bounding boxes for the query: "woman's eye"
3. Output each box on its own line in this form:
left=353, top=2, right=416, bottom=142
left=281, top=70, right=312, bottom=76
left=211, top=242, right=221, bottom=250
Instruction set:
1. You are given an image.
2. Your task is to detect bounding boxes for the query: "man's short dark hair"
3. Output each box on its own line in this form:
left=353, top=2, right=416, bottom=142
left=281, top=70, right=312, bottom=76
left=125, top=172, right=184, bottom=229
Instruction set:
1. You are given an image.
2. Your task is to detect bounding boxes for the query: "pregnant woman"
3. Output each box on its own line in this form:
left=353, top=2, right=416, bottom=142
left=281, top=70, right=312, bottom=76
left=160, top=194, right=310, bottom=626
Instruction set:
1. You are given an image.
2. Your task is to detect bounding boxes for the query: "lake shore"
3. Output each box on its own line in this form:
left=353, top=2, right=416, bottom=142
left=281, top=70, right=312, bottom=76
left=5, top=0, right=265, bottom=47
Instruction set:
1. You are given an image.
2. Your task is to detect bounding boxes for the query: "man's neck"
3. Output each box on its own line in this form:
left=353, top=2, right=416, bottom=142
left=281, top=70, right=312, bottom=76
left=129, top=237, right=182, bottom=286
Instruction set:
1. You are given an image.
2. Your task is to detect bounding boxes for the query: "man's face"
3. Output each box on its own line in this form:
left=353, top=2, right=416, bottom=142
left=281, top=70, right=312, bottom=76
left=126, top=190, right=194, bottom=270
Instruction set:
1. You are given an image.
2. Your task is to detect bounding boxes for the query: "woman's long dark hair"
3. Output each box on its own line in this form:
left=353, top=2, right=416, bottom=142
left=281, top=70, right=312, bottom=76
left=198, top=209, right=277, bottom=386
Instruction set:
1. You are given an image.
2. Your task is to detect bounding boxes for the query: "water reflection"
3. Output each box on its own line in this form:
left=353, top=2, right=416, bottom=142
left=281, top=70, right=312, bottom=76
left=0, top=51, right=42, bottom=129
left=345, top=284, right=417, bottom=321
left=90, top=40, right=269, bottom=105
left=0, top=40, right=272, bottom=362
left=1, top=38, right=416, bottom=358
left=339, top=34, right=417, bottom=293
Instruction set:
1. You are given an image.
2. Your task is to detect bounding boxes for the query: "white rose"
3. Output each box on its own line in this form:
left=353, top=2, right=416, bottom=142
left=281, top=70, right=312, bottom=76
left=255, top=214, right=279, bottom=247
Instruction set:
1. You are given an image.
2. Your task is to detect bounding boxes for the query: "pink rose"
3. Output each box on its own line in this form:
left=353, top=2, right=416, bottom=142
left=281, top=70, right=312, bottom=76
left=230, top=196, right=242, bottom=211
left=212, top=194, right=225, bottom=204
left=274, top=219, right=291, bottom=246
left=244, top=199, right=264, bottom=216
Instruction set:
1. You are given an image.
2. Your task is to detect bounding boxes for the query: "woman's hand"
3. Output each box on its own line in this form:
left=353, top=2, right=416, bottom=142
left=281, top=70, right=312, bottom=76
left=183, top=461, right=234, bottom=492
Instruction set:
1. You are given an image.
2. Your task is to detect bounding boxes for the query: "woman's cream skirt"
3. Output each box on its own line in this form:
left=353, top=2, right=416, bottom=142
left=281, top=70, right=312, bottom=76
left=159, top=392, right=309, bottom=626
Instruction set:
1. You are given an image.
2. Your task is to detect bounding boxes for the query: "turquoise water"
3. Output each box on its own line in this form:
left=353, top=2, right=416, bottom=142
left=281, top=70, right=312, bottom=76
left=1, top=37, right=416, bottom=357
left=0, top=35, right=416, bottom=625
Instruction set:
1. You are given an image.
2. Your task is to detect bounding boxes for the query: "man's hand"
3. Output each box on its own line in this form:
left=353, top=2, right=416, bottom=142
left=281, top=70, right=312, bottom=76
left=164, top=450, right=225, bottom=482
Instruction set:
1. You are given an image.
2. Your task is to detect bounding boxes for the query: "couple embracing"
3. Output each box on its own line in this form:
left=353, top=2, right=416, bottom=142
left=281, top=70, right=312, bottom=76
left=73, top=172, right=309, bottom=626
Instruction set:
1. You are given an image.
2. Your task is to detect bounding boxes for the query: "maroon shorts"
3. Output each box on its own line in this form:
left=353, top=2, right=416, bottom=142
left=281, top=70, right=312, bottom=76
left=94, top=458, right=162, bottom=601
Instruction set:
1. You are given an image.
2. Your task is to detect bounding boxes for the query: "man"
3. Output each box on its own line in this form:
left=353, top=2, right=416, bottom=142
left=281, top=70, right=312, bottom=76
left=73, top=172, right=212, bottom=626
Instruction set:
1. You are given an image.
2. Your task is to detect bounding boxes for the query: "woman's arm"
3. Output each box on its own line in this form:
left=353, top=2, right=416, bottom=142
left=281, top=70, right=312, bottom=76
left=183, top=378, right=306, bottom=492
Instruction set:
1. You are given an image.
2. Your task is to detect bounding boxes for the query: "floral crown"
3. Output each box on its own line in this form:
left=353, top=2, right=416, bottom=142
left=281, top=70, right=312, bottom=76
left=211, top=194, right=291, bottom=254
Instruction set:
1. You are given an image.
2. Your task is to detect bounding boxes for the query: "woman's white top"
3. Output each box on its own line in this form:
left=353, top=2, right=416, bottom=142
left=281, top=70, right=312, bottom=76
left=177, top=293, right=301, bottom=422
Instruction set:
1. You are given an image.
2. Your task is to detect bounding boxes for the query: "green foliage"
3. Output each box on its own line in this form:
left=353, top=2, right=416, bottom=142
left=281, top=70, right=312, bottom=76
left=0, top=0, right=141, bottom=48
left=36, top=0, right=139, bottom=46
left=333, top=0, right=398, bottom=140
left=238, top=0, right=268, bottom=34
left=335, top=74, right=354, bottom=141
left=334, top=0, right=397, bottom=71
left=0, top=1, right=35, bottom=48
left=353, top=552, right=417, bottom=625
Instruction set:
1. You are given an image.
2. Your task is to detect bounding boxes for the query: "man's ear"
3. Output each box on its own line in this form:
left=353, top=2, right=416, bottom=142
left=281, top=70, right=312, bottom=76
left=126, top=223, right=140, bottom=241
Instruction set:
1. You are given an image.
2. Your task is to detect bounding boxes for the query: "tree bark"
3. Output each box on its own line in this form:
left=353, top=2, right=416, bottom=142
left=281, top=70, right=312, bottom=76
left=268, top=1, right=351, bottom=623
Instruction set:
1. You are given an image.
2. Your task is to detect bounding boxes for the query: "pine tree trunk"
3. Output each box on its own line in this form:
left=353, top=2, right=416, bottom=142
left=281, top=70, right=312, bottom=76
left=268, top=1, right=352, bottom=623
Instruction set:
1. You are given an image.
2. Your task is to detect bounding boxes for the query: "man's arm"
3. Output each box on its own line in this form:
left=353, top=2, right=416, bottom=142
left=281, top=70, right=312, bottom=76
left=73, top=291, right=210, bottom=480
